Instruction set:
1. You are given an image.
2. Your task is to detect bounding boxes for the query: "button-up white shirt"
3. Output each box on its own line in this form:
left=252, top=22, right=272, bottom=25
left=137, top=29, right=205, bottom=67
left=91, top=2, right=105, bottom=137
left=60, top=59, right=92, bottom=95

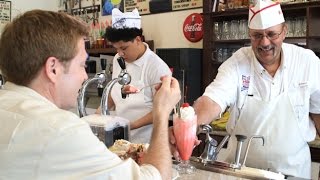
left=0, top=82, right=161, bottom=180
left=204, top=43, right=320, bottom=141
left=112, top=43, right=171, bottom=109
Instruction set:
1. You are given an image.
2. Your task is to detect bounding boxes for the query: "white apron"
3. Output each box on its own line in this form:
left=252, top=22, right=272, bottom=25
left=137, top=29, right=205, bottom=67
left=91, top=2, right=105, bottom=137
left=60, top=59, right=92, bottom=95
left=111, top=61, right=153, bottom=144
left=223, top=60, right=311, bottom=179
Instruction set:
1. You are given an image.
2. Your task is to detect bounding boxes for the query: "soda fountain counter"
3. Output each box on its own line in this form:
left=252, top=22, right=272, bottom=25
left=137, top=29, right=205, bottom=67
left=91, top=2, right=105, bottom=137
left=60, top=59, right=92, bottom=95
left=191, top=130, right=320, bottom=180
left=195, top=130, right=320, bottom=158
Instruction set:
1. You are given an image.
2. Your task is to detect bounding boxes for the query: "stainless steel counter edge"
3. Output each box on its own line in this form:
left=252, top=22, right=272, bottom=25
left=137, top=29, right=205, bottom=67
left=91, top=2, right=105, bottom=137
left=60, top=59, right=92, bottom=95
left=209, top=130, right=320, bottom=148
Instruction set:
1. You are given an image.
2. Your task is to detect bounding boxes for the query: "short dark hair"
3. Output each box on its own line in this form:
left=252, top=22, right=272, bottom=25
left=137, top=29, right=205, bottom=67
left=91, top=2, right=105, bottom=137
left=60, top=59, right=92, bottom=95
left=0, top=10, right=89, bottom=86
left=104, top=27, right=143, bottom=43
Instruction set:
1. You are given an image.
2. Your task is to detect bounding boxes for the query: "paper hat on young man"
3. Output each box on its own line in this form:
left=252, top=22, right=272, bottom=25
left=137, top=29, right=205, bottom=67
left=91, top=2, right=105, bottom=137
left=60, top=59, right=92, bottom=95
left=112, top=8, right=141, bottom=29
left=248, top=0, right=285, bottom=30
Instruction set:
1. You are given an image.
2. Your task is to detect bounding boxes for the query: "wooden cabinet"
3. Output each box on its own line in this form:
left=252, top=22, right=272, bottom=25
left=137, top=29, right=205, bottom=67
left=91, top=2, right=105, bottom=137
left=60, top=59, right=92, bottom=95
left=202, top=1, right=320, bottom=90
left=86, top=40, right=154, bottom=56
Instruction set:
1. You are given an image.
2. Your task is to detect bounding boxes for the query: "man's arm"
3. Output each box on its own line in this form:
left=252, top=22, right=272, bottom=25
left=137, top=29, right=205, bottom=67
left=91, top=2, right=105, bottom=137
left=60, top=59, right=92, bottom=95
left=310, top=113, right=320, bottom=136
left=193, top=96, right=222, bottom=125
left=142, top=76, right=181, bottom=180
left=95, top=96, right=115, bottom=114
left=130, top=111, right=152, bottom=130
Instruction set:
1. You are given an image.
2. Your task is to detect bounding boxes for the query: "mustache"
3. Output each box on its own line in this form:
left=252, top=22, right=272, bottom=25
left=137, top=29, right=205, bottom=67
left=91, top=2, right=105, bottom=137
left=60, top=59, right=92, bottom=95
left=257, top=45, right=274, bottom=51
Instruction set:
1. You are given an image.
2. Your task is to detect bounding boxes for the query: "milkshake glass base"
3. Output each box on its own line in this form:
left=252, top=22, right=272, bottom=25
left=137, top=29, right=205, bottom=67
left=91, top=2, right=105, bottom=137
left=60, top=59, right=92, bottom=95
left=175, top=160, right=196, bottom=175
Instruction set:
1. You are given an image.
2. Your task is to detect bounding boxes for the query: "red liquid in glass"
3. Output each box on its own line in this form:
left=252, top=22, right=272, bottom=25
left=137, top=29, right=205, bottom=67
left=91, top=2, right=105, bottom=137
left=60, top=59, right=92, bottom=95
left=173, top=115, right=197, bottom=161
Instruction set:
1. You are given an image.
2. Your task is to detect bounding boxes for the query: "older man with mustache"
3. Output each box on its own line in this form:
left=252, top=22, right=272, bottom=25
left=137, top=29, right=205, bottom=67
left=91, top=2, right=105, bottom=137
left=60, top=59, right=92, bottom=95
left=190, top=0, right=320, bottom=178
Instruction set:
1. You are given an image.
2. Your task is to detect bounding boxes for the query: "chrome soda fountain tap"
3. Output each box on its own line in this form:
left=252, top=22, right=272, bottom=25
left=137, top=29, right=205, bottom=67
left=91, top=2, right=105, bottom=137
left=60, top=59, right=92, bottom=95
left=78, top=71, right=108, bottom=117
left=78, top=58, right=110, bottom=117
left=199, top=124, right=230, bottom=163
left=100, top=57, right=131, bottom=115
left=230, top=134, right=264, bottom=170
left=232, top=134, right=247, bottom=169
left=242, top=135, right=264, bottom=167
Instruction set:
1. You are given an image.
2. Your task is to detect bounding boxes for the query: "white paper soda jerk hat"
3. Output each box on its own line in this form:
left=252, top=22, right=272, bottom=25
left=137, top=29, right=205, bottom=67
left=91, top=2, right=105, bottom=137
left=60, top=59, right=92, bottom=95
left=248, top=0, right=285, bottom=30
left=112, top=8, right=141, bottom=29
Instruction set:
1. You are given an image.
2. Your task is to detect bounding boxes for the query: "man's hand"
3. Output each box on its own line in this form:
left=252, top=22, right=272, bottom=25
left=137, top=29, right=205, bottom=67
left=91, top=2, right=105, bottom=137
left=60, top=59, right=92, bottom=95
left=153, top=76, right=181, bottom=115
left=121, top=85, right=139, bottom=94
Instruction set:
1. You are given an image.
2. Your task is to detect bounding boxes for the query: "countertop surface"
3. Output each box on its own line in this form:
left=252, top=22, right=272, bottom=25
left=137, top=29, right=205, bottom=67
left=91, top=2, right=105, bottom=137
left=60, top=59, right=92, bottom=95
left=210, top=130, right=320, bottom=149
left=174, top=168, right=249, bottom=180
left=172, top=164, right=250, bottom=180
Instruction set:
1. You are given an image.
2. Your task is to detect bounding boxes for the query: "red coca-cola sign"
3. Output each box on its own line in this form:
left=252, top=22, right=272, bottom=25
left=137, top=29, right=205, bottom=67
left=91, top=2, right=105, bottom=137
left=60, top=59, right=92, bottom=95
left=183, top=13, right=203, bottom=42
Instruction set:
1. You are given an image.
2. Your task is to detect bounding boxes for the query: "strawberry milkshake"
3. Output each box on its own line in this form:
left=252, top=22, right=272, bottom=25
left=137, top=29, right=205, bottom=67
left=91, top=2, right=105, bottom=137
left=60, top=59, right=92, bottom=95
left=173, top=103, right=197, bottom=174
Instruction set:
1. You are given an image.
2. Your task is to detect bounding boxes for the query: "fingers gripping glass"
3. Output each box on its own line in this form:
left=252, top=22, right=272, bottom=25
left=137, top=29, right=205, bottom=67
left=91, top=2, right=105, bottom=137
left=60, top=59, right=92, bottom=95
left=249, top=28, right=284, bottom=41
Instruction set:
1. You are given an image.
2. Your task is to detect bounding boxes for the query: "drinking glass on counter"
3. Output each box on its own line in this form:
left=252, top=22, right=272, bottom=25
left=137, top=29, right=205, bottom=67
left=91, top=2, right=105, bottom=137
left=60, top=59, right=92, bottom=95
left=173, top=104, right=197, bottom=175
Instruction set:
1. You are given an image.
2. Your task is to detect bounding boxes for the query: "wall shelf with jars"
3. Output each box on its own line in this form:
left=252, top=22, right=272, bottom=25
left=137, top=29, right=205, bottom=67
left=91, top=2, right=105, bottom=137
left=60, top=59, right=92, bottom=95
left=201, top=0, right=320, bottom=91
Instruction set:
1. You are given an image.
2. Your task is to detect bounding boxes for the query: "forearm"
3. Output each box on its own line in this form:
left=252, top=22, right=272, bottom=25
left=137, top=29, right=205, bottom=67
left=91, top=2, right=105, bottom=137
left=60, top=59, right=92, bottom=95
left=193, top=96, right=222, bottom=125
left=95, top=96, right=115, bottom=114
left=107, top=96, right=115, bottom=110
left=143, top=109, right=171, bottom=180
left=310, top=113, right=320, bottom=136
left=130, top=111, right=153, bottom=130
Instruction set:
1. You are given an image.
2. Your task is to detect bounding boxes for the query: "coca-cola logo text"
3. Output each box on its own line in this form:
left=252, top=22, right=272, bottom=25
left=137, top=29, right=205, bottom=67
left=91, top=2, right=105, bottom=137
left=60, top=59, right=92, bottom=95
left=182, top=13, right=203, bottom=42
left=184, top=23, right=203, bottom=32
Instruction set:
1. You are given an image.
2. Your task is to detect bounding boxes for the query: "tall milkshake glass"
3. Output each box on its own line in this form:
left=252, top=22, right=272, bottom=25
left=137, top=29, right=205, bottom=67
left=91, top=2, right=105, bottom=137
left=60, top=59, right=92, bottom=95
left=173, top=104, right=197, bottom=174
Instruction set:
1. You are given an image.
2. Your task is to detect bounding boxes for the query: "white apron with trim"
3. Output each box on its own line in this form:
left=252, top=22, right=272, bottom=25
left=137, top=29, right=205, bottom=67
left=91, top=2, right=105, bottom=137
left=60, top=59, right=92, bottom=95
left=223, top=60, right=311, bottom=179
left=111, top=61, right=152, bottom=144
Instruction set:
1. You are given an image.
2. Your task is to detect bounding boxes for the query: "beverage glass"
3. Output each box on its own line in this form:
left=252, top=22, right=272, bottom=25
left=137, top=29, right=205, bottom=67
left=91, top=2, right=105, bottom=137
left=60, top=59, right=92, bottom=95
left=222, top=21, right=231, bottom=40
left=173, top=114, right=197, bottom=174
left=239, top=19, right=247, bottom=39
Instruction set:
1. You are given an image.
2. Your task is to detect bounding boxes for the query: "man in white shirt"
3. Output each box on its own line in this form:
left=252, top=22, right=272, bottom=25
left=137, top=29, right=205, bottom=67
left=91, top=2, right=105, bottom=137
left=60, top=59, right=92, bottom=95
left=0, top=10, right=180, bottom=180
left=104, top=8, right=172, bottom=143
left=192, top=0, right=320, bottom=178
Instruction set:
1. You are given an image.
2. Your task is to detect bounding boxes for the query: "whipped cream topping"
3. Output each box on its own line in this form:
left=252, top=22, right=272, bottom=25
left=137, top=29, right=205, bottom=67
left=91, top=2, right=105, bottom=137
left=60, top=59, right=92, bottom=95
left=180, top=106, right=196, bottom=121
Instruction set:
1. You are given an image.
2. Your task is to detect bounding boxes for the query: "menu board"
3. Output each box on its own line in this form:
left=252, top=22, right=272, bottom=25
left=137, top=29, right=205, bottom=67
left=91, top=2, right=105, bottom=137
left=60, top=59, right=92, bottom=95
left=0, top=0, right=11, bottom=25
left=122, top=0, right=202, bottom=15
left=124, top=0, right=150, bottom=15
left=172, top=0, right=202, bottom=11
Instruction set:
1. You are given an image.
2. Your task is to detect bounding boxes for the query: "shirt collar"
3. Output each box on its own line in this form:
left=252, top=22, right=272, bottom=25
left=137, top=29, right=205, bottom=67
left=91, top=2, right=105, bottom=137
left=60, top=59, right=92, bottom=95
left=3, top=81, right=58, bottom=108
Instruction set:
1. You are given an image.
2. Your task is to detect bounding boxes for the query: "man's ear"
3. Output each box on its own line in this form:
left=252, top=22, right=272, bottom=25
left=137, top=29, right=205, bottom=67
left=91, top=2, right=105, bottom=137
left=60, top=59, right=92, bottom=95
left=135, top=36, right=142, bottom=43
left=282, top=24, right=288, bottom=40
left=45, top=57, right=59, bottom=83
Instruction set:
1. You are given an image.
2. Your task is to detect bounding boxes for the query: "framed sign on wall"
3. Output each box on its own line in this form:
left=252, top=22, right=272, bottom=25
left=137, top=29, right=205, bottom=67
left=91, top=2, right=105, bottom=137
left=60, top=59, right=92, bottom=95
left=102, top=0, right=202, bottom=16
left=0, top=0, right=11, bottom=26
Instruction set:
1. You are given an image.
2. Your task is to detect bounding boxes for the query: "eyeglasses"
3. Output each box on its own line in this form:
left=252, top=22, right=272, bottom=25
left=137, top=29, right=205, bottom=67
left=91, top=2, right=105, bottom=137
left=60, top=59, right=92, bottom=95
left=249, top=27, right=284, bottom=41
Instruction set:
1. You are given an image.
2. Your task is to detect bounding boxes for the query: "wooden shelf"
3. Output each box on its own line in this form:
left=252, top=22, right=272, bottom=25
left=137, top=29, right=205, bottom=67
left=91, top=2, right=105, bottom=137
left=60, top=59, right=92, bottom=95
left=86, top=40, right=154, bottom=56
left=214, top=39, right=251, bottom=44
left=86, top=47, right=116, bottom=55
left=210, top=1, right=320, bottom=17
left=308, top=36, right=320, bottom=39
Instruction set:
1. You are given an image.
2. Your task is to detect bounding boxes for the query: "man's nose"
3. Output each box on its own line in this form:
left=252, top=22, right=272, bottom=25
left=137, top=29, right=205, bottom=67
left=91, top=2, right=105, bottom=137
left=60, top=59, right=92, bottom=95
left=117, top=49, right=124, bottom=56
left=84, top=71, right=88, bottom=81
left=259, top=35, right=271, bottom=46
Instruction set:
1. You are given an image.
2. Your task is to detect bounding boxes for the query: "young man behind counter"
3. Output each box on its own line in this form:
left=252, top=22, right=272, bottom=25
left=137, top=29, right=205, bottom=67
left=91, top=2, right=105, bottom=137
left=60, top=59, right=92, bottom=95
left=0, top=9, right=181, bottom=180
left=103, top=8, right=172, bottom=144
